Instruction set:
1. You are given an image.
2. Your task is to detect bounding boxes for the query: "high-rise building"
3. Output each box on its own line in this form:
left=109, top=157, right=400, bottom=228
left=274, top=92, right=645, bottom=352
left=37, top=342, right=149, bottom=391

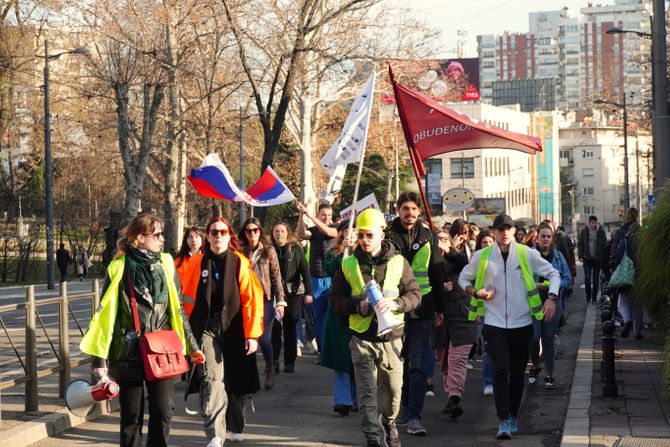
left=477, top=0, right=652, bottom=110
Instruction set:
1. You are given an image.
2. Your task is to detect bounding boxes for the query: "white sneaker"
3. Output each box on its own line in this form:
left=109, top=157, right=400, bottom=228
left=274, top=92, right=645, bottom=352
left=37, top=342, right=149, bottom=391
left=483, top=385, right=494, bottom=396
left=229, top=432, right=244, bottom=442
left=296, top=346, right=302, bottom=357
left=309, top=338, right=319, bottom=353
left=206, top=437, right=224, bottom=447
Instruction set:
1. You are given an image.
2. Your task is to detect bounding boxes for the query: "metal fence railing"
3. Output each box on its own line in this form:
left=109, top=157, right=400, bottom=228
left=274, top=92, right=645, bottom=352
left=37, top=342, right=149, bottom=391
left=0, top=279, right=100, bottom=414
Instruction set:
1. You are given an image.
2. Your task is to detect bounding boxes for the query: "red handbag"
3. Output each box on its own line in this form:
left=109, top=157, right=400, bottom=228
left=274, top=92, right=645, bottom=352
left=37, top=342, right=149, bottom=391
left=128, top=276, right=189, bottom=381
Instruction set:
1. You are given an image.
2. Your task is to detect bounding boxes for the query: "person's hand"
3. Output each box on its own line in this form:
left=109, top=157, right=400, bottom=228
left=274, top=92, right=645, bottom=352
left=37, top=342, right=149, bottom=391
left=375, top=299, right=397, bottom=314
left=276, top=305, right=285, bottom=319
left=92, top=367, right=109, bottom=380
left=434, top=312, right=444, bottom=327
left=343, top=232, right=357, bottom=248
left=190, top=350, right=206, bottom=364
left=543, top=299, right=556, bottom=321
left=453, top=234, right=467, bottom=249
left=359, top=299, right=370, bottom=315
left=296, top=202, right=307, bottom=214
left=304, top=294, right=313, bottom=304
left=245, top=338, right=259, bottom=355
left=475, top=286, right=496, bottom=301
left=444, top=281, right=454, bottom=292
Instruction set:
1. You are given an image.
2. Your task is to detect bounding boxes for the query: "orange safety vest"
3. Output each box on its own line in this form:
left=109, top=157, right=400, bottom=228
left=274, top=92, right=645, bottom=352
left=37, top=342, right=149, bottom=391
left=180, top=252, right=264, bottom=339
left=175, top=255, right=201, bottom=316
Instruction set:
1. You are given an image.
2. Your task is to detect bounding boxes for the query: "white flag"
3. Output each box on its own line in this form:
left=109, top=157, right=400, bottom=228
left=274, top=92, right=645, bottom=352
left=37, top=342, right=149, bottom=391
left=320, top=74, right=375, bottom=176
left=318, top=164, right=346, bottom=205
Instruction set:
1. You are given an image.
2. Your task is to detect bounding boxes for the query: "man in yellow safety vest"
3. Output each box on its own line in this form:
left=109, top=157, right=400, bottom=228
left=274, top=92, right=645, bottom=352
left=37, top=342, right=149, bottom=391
left=330, top=208, right=421, bottom=447
left=458, top=214, right=560, bottom=440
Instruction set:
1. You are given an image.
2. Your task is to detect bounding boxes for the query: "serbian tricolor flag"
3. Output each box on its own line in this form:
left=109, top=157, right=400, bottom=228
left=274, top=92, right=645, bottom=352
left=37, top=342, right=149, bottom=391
left=244, top=166, right=296, bottom=207
left=187, top=153, right=246, bottom=201
left=389, top=65, right=542, bottom=176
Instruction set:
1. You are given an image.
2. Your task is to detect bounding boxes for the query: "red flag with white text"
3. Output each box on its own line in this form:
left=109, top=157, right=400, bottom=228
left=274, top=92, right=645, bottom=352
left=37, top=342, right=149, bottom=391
left=389, top=65, right=542, bottom=175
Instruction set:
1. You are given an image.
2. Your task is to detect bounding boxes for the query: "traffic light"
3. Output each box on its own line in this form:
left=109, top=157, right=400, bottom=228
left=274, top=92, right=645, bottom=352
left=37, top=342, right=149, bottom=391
left=618, top=208, right=624, bottom=218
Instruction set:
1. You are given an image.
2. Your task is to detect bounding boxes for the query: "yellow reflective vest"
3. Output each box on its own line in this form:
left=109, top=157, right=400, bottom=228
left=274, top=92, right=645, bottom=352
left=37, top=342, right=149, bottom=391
left=410, top=242, right=432, bottom=296
left=466, top=244, right=544, bottom=321
left=341, top=254, right=405, bottom=334
left=80, top=252, right=188, bottom=359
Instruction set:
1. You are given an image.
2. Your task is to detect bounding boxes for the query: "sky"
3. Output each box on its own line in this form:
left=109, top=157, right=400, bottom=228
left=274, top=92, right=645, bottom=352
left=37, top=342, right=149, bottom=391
left=402, top=0, right=592, bottom=57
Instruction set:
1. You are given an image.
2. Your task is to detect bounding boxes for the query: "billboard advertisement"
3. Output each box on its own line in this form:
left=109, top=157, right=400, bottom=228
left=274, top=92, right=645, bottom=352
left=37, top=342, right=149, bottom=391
left=392, top=58, right=481, bottom=103
left=468, top=198, right=507, bottom=228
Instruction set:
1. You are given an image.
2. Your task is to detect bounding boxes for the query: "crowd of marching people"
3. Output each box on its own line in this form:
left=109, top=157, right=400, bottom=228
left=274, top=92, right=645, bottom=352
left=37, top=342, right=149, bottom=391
left=79, top=195, right=650, bottom=447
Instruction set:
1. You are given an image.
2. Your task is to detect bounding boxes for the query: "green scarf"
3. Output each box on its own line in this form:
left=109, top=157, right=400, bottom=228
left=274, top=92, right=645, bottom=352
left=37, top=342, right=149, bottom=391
left=125, top=245, right=168, bottom=304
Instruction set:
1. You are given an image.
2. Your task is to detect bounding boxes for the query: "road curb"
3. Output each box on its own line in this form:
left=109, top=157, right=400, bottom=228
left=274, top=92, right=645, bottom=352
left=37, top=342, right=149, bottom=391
left=4, top=399, right=119, bottom=447
left=560, top=302, right=596, bottom=447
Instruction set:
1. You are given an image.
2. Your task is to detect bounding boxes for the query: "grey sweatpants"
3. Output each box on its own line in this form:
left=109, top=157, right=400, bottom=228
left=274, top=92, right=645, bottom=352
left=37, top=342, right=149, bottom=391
left=200, top=330, right=228, bottom=440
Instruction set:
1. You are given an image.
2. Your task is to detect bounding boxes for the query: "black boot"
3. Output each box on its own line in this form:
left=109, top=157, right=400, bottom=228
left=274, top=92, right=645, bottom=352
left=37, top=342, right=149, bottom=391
left=448, top=395, right=463, bottom=419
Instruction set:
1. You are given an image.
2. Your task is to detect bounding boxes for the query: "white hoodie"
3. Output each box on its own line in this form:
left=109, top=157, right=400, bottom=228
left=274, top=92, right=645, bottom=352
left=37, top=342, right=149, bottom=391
left=458, top=242, right=561, bottom=329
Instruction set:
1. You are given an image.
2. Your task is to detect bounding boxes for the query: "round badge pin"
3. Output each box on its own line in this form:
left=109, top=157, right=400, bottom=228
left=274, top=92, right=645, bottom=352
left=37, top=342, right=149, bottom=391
left=202, top=270, right=209, bottom=278
left=412, top=243, right=420, bottom=251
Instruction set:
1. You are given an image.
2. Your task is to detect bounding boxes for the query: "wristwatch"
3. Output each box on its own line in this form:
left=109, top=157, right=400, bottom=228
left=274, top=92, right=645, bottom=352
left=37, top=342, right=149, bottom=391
left=547, top=293, right=558, bottom=302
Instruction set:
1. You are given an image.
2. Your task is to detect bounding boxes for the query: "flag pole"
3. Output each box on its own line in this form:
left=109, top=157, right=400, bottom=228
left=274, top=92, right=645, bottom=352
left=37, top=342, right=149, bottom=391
left=344, top=71, right=376, bottom=257
left=388, top=64, right=434, bottom=229
left=406, top=141, right=434, bottom=229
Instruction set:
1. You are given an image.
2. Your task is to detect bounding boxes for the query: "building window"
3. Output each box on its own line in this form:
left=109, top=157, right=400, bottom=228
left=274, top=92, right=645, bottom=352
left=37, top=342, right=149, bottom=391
left=582, top=168, right=594, bottom=178
left=583, top=205, right=595, bottom=214
left=583, top=187, right=594, bottom=196
left=582, top=150, right=594, bottom=158
left=451, top=158, right=474, bottom=179
left=425, top=158, right=442, bottom=175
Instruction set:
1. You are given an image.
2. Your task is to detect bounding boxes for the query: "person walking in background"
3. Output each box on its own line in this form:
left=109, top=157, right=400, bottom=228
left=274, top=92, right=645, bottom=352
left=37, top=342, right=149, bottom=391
left=459, top=214, right=560, bottom=439
left=239, top=218, right=286, bottom=391
left=474, top=229, right=495, bottom=396
left=612, top=209, right=643, bottom=339
left=79, top=214, right=204, bottom=447
left=175, top=226, right=204, bottom=316
left=270, top=221, right=313, bottom=373
left=330, top=209, right=421, bottom=447
left=386, top=192, right=445, bottom=437
left=296, top=202, right=337, bottom=353
left=322, top=220, right=358, bottom=416
left=578, top=215, right=609, bottom=304
left=528, top=223, right=573, bottom=389
left=76, top=250, right=91, bottom=281
left=433, top=230, right=477, bottom=420
left=56, top=243, right=71, bottom=282
left=185, top=217, right=264, bottom=447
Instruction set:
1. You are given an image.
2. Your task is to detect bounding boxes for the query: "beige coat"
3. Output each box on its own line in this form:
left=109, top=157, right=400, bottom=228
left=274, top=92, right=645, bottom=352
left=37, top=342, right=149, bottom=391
left=242, top=242, right=285, bottom=303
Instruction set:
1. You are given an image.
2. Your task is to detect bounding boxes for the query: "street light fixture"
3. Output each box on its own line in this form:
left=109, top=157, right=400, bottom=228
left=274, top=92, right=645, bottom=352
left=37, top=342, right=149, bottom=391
left=594, top=98, right=630, bottom=211
left=606, top=3, right=669, bottom=194
left=44, top=41, right=88, bottom=290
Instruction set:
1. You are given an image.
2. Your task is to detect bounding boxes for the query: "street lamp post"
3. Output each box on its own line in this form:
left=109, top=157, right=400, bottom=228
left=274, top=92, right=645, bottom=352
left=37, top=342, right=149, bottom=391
left=43, top=40, right=87, bottom=289
left=607, top=2, right=669, bottom=193
left=238, top=106, right=246, bottom=226
left=594, top=98, right=630, bottom=210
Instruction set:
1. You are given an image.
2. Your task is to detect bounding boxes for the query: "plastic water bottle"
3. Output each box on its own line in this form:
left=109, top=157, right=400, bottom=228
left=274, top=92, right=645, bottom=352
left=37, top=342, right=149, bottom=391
left=365, top=279, right=384, bottom=306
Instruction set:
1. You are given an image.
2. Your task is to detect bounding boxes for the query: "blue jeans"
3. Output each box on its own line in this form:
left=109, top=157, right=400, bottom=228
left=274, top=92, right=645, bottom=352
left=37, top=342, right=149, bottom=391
left=583, top=259, right=601, bottom=302
left=530, top=297, right=563, bottom=376
left=423, top=347, right=436, bottom=381
left=259, top=298, right=275, bottom=363
left=333, top=370, right=357, bottom=406
left=401, top=318, right=431, bottom=420
left=311, top=276, right=332, bottom=350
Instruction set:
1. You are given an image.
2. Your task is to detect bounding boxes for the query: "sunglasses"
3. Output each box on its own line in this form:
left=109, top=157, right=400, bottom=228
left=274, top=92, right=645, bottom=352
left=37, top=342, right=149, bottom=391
left=142, top=232, right=163, bottom=240
left=357, top=232, right=376, bottom=240
left=245, top=227, right=260, bottom=234
left=209, top=228, right=229, bottom=237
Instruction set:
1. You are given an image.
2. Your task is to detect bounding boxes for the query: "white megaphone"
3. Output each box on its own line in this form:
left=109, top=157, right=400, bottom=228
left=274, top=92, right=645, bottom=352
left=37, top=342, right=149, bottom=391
left=366, top=280, right=405, bottom=336
left=66, top=378, right=120, bottom=417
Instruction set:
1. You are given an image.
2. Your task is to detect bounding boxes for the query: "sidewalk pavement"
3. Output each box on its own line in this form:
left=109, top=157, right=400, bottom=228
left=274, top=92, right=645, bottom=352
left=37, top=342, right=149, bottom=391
left=561, top=297, right=670, bottom=447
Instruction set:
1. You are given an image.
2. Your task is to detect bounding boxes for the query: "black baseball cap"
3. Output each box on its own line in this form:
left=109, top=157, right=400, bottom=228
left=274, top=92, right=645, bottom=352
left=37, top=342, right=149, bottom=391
left=492, top=214, right=515, bottom=230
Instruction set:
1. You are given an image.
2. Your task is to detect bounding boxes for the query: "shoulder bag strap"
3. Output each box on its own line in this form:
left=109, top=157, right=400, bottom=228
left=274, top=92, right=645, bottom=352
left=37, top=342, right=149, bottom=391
left=126, top=275, right=141, bottom=334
